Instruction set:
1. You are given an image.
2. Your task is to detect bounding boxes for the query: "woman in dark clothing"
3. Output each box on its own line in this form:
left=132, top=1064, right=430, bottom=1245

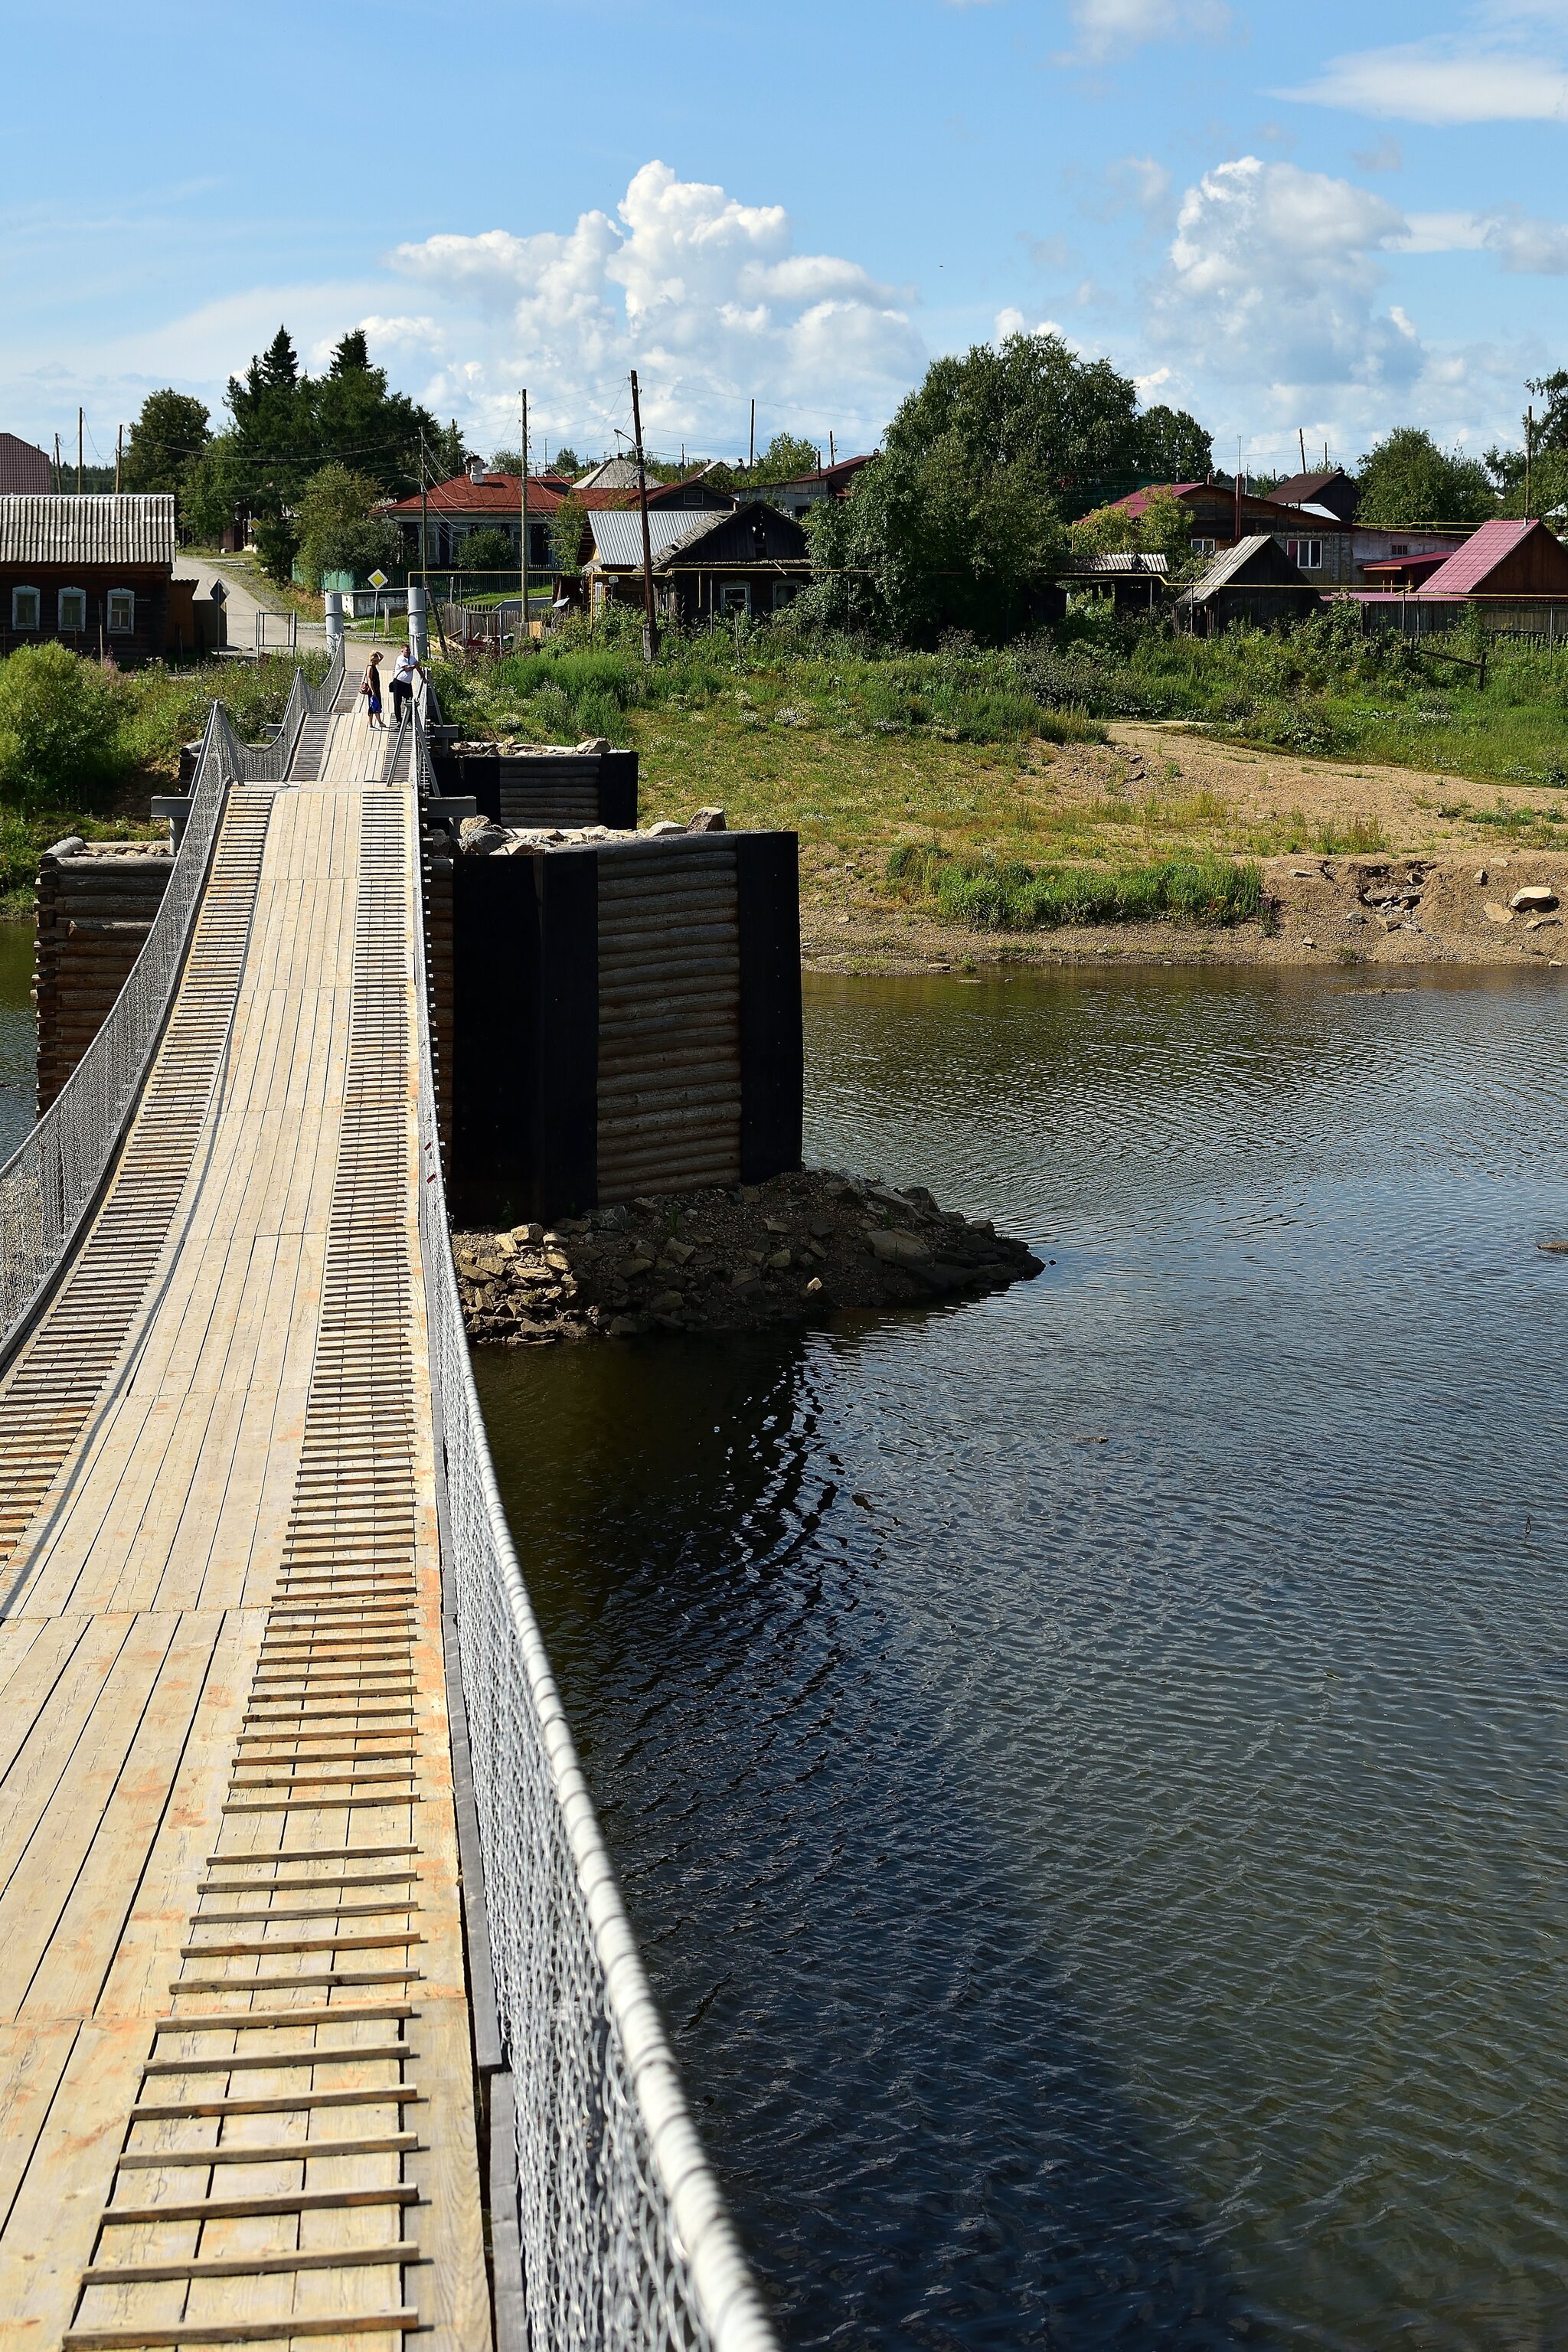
left=360, top=651, right=384, bottom=729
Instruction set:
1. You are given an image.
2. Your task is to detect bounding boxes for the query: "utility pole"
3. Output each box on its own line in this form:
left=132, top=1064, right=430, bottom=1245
left=116, top=422, right=122, bottom=494
left=1526, top=403, right=1535, bottom=520
left=519, top=390, right=529, bottom=646
left=1233, top=434, right=1243, bottom=545
left=54, top=433, right=61, bottom=492
left=829, top=430, right=835, bottom=468
left=629, top=369, right=658, bottom=662
left=77, top=407, right=83, bottom=494
left=1298, top=426, right=1307, bottom=474
left=749, top=398, right=756, bottom=472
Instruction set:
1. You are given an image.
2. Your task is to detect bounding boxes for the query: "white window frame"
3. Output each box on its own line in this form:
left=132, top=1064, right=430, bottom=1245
left=1191, top=537, right=1217, bottom=557
left=719, top=581, right=751, bottom=616
left=57, top=586, right=87, bottom=632
left=11, top=586, right=39, bottom=631
left=1286, top=537, right=1324, bottom=571
left=106, top=586, right=135, bottom=635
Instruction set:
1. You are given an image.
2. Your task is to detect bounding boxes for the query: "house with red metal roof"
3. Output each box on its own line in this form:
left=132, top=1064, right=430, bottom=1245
left=382, top=461, right=735, bottom=573
left=1416, top=517, right=1568, bottom=599
left=1109, top=479, right=1357, bottom=585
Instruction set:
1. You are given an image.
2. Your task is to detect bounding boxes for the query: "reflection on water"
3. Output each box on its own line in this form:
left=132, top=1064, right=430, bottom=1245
left=477, top=965, right=1568, bottom=2350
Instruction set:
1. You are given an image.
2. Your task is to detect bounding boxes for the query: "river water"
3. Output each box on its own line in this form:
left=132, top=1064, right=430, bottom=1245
left=5, top=933, right=1567, bottom=2347
left=475, top=967, right=1568, bottom=2352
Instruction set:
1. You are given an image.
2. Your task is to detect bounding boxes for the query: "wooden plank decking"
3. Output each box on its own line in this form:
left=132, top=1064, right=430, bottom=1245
left=0, top=709, right=487, bottom=2351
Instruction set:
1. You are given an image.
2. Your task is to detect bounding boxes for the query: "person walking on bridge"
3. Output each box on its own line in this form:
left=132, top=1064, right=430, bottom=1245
left=390, top=645, right=423, bottom=727
left=359, top=650, right=385, bottom=730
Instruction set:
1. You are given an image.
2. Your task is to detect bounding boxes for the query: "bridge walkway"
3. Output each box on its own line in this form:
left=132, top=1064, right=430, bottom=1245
left=0, top=707, right=486, bottom=2349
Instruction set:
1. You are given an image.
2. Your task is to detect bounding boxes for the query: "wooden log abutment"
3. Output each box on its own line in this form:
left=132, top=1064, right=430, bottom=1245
left=36, top=812, right=803, bottom=1227
left=34, top=838, right=175, bottom=1109
left=445, top=831, right=802, bottom=1225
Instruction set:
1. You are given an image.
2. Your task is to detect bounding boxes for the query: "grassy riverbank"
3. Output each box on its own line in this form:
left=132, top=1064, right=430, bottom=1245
left=3, top=623, right=1568, bottom=967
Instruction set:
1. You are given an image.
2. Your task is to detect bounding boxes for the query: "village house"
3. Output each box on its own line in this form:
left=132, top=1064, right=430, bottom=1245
left=1269, top=467, right=1360, bottom=525
left=745, top=452, right=875, bottom=518
left=652, top=501, right=813, bottom=621
left=1341, top=516, right=1568, bottom=635
left=0, top=494, right=209, bottom=662
left=1113, top=479, right=1357, bottom=586
left=383, top=462, right=739, bottom=583
left=1174, top=535, right=1318, bottom=633
left=579, top=500, right=812, bottom=620
left=0, top=434, right=51, bottom=495
left=1263, top=467, right=1475, bottom=584
left=1057, top=550, right=1168, bottom=612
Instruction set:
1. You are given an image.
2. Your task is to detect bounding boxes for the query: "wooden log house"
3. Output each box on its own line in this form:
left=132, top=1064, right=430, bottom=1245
left=0, top=494, right=199, bottom=662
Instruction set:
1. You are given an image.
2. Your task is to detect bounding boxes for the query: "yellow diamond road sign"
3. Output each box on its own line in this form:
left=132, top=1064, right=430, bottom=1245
left=368, top=570, right=388, bottom=590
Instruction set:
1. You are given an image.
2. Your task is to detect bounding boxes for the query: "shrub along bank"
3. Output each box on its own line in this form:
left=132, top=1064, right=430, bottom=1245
left=884, top=842, right=1265, bottom=931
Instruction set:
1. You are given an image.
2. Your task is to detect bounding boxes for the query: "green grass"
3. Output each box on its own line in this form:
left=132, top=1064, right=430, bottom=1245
left=430, top=627, right=1106, bottom=754
left=884, top=842, right=1265, bottom=931
left=1032, top=605, right=1568, bottom=789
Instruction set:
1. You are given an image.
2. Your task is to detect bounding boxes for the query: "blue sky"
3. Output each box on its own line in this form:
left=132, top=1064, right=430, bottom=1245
left=5, top=0, right=1568, bottom=475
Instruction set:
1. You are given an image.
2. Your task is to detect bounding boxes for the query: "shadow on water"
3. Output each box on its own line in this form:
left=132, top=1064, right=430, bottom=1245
left=479, top=1330, right=1250, bottom=2348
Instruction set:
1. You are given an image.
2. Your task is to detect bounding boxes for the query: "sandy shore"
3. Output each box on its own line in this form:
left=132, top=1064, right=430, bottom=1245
left=802, top=723, right=1568, bottom=974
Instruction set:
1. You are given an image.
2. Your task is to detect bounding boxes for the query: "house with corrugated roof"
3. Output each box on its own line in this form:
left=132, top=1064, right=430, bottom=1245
left=580, top=500, right=811, bottom=620
left=1417, top=517, right=1568, bottom=599
left=0, top=495, right=198, bottom=662
left=1174, top=534, right=1317, bottom=632
left=1057, top=550, right=1169, bottom=613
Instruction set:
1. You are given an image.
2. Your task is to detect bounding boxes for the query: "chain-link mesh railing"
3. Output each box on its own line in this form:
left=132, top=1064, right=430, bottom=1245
left=410, top=710, right=778, bottom=2352
left=0, top=650, right=342, bottom=1364
left=0, top=701, right=238, bottom=1355
left=312, top=640, right=346, bottom=716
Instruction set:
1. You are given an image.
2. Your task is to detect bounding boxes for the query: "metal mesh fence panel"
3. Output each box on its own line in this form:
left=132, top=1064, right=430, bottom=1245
left=410, top=710, right=778, bottom=2352
left=0, top=645, right=343, bottom=1361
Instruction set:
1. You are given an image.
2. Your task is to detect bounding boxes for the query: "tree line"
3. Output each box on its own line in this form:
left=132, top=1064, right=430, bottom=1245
left=112, top=317, right=1568, bottom=639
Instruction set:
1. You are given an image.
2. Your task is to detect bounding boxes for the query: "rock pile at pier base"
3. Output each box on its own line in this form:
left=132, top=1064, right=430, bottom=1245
left=452, top=1168, right=1043, bottom=1344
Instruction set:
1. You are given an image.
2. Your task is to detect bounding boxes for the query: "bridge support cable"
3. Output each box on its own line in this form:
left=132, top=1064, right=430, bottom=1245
left=411, top=706, right=779, bottom=2352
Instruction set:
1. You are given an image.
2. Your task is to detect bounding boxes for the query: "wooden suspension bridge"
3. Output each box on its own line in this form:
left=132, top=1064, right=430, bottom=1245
left=0, top=678, right=489, bottom=2350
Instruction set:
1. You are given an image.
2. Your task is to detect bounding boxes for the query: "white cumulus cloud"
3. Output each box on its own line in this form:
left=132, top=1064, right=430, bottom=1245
left=1148, top=157, right=1417, bottom=398
left=390, top=162, right=921, bottom=456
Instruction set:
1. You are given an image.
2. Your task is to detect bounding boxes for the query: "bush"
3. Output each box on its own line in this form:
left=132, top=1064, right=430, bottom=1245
left=0, top=645, right=125, bottom=810
left=886, top=841, right=1264, bottom=929
left=461, top=528, right=517, bottom=577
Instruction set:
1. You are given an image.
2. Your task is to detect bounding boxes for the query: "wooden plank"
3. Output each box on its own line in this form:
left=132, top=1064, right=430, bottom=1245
left=3, top=1611, right=223, bottom=2024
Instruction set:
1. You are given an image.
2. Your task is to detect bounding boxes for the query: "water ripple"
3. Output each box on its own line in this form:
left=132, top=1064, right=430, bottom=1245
left=476, top=967, right=1568, bottom=2351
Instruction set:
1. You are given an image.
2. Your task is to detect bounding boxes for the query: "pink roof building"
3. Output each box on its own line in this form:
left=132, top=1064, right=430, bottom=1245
left=1419, top=517, right=1568, bottom=596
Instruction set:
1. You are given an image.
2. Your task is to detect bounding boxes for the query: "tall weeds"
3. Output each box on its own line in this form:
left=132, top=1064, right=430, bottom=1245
left=886, top=843, right=1265, bottom=930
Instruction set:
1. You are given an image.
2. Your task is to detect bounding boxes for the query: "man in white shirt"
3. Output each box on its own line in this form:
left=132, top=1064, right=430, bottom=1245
left=390, top=646, right=423, bottom=725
